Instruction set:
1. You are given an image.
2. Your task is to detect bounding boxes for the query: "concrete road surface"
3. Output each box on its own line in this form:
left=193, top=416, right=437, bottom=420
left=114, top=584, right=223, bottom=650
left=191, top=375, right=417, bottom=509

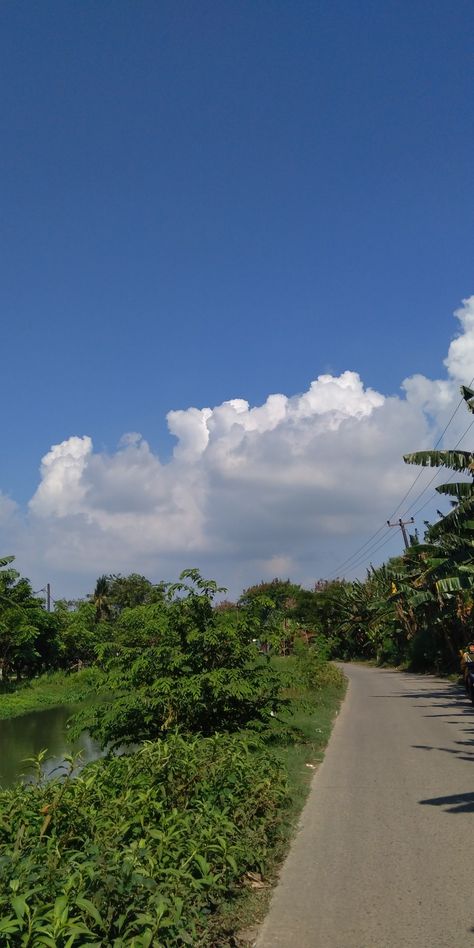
left=256, top=662, right=474, bottom=948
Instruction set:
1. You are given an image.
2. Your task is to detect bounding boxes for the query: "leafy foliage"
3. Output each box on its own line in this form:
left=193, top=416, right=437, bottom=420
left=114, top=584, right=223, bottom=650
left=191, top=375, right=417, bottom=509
left=0, top=560, right=346, bottom=946
left=106, top=573, right=166, bottom=614
left=79, top=569, right=285, bottom=747
left=0, top=559, right=60, bottom=681
left=323, top=384, right=474, bottom=671
left=0, top=735, right=287, bottom=946
left=90, top=575, right=112, bottom=624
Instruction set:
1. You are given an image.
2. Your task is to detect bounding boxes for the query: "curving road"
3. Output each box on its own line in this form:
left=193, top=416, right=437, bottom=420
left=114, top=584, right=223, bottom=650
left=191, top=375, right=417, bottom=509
left=256, top=662, right=474, bottom=948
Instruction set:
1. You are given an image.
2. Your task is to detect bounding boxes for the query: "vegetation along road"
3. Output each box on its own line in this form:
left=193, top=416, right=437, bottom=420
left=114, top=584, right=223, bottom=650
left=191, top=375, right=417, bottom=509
left=257, top=662, right=474, bottom=948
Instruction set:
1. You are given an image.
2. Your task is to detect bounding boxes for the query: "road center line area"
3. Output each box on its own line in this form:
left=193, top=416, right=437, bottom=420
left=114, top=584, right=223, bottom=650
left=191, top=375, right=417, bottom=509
left=256, top=662, right=474, bottom=948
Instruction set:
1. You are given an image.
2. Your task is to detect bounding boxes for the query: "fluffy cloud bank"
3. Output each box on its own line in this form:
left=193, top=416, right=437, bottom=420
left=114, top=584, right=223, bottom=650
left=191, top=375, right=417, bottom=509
left=5, top=297, right=474, bottom=597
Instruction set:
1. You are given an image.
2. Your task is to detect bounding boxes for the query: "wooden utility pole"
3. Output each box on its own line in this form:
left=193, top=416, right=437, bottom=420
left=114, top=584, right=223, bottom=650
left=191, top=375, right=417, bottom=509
left=386, top=517, right=415, bottom=551
left=46, top=583, right=51, bottom=612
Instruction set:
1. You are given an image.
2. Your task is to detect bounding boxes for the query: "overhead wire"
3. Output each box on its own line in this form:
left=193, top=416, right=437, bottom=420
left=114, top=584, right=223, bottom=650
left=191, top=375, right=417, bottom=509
left=341, top=416, right=474, bottom=576
left=409, top=419, right=474, bottom=520
left=323, top=524, right=391, bottom=580
left=401, top=417, right=474, bottom=519
left=341, top=529, right=403, bottom=578
left=323, top=382, right=474, bottom=581
left=387, top=379, right=474, bottom=521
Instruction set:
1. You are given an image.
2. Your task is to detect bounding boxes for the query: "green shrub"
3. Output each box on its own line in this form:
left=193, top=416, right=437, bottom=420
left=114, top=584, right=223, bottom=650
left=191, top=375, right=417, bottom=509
left=293, top=639, right=344, bottom=691
left=79, top=571, right=284, bottom=748
left=0, top=734, right=287, bottom=946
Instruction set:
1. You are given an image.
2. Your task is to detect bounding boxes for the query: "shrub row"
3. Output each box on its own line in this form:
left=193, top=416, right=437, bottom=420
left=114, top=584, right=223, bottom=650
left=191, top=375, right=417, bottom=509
left=0, top=734, right=287, bottom=947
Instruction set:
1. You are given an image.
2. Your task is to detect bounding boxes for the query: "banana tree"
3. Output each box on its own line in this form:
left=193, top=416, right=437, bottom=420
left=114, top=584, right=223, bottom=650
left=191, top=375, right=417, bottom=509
left=331, top=565, right=398, bottom=661
left=401, top=386, right=474, bottom=662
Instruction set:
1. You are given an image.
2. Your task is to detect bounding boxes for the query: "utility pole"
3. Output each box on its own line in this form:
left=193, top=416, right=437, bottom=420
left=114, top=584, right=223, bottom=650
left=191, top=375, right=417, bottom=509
left=386, top=517, right=415, bottom=551
left=46, top=583, right=51, bottom=613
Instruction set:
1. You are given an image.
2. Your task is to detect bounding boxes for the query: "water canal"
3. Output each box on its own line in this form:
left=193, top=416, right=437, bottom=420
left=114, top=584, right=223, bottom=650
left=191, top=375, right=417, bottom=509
left=0, top=704, right=103, bottom=788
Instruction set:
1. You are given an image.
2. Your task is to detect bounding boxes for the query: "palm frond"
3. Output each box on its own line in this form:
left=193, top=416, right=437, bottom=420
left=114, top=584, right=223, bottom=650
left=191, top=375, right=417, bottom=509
left=404, top=450, right=474, bottom=473
left=436, top=481, right=474, bottom=499
left=461, top=385, right=474, bottom=413
left=435, top=575, right=472, bottom=594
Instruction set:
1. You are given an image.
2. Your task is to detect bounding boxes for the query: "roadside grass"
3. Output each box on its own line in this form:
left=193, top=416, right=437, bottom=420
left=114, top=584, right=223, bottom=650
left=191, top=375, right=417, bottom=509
left=211, top=656, right=347, bottom=946
left=0, top=667, right=104, bottom=720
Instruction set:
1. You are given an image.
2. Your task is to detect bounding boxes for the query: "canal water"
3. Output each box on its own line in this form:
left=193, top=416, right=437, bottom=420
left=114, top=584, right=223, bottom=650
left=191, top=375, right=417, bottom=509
left=0, top=705, right=103, bottom=788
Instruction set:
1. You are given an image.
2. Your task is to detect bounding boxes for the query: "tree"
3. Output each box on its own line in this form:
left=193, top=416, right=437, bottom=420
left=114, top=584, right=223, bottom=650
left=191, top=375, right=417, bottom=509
left=80, top=569, right=284, bottom=748
left=298, top=386, right=474, bottom=673
left=54, top=600, right=107, bottom=667
left=239, top=578, right=302, bottom=611
left=0, top=557, right=59, bottom=679
left=343, top=383, right=474, bottom=670
left=238, top=578, right=304, bottom=652
left=90, top=575, right=112, bottom=623
left=295, top=580, right=349, bottom=644
left=106, top=573, right=166, bottom=614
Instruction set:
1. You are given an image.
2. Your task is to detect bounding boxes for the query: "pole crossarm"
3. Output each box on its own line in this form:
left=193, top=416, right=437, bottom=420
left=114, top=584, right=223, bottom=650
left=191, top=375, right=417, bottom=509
left=386, top=517, right=415, bottom=550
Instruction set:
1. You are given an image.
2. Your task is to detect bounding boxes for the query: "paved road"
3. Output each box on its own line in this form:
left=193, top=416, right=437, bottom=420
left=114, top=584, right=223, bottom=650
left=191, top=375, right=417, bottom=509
left=256, top=663, right=474, bottom=948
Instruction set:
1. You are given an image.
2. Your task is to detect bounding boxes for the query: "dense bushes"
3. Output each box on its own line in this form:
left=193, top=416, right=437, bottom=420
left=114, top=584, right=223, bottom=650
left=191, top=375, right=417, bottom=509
left=78, top=570, right=284, bottom=748
left=0, top=560, right=348, bottom=946
left=0, top=734, right=288, bottom=946
left=0, top=571, right=345, bottom=945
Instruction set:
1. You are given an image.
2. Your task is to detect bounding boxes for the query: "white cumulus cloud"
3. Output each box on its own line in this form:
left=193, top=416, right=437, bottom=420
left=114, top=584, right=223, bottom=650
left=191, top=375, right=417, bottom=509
left=4, top=296, right=474, bottom=597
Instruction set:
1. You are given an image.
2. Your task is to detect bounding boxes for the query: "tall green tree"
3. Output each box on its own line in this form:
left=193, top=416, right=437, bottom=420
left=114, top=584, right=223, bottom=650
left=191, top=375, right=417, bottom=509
left=90, top=575, right=111, bottom=623
left=54, top=600, right=108, bottom=667
left=106, top=572, right=166, bottom=614
left=0, top=557, right=59, bottom=679
left=80, top=569, right=284, bottom=748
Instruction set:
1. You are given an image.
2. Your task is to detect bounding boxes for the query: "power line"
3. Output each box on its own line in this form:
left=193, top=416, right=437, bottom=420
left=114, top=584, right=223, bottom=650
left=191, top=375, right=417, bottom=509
left=387, top=517, right=414, bottom=550
left=410, top=477, right=456, bottom=520
left=400, top=418, right=474, bottom=519
left=326, top=524, right=400, bottom=580
left=323, top=390, right=474, bottom=582
left=343, top=529, right=404, bottom=577
left=401, top=467, right=454, bottom=518
left=344, top=416, right=474, bottom=575
left=323, top=524, right=390, bottom=580
left=388, top=382, right=474, bottom=521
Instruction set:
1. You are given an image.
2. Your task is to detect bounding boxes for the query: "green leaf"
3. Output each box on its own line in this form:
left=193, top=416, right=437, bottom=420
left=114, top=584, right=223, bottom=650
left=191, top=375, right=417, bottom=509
left=75, top=897, right=104, bottom=929
left=461, top=384, right=474, bottom=412
left=404, top=449, right=474, bottom=472
left=179, top=933, right=195, bottom=945
left=54, top=895, right=68, bottom=920
left=0, top=916, right=20, bottom=934
left=435, top=576, right=464, bottom=594
left=11, top=895, right=27, bottom=920
left=436, top=481, right=473, bottom=499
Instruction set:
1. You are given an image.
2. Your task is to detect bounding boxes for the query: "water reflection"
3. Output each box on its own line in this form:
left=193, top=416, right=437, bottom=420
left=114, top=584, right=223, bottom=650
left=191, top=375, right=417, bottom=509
left=0, top=705, right=103, bottom=788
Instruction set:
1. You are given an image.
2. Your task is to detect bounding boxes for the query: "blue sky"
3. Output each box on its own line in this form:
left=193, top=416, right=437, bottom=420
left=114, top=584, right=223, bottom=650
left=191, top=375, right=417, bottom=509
left=1, top=1, right=474, bottom=596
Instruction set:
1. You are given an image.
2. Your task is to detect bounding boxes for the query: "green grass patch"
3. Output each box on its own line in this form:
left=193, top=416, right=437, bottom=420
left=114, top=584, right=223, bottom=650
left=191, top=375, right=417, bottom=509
left=0, top=668, right=105, bottom=720
left=276, top=661, right=346, bottom=817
